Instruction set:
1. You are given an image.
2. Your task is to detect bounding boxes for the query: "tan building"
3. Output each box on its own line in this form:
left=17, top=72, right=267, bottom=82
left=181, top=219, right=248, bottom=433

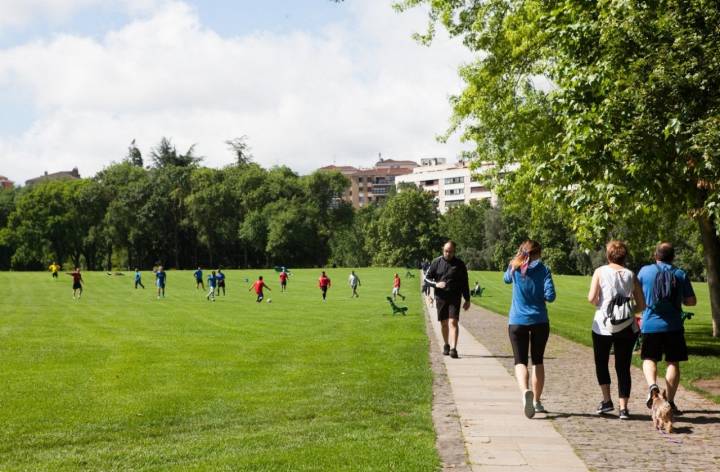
left=25, top=167, right=81, bottom=186
left=0, top=175, right=13, bottom=190
left=321, top=158, right=418, bottom=208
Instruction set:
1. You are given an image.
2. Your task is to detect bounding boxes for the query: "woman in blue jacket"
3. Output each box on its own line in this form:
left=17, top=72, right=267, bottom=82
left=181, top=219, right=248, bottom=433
left=504, top=240, right=556, bottom=418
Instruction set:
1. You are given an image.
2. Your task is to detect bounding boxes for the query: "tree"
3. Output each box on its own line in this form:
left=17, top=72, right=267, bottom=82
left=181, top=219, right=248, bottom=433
left=126, top=139, right=143, bottom=167
left=441, top=199, right=489, bottom=268
left=226, top=136, right=253, bottom=166
left=366, top=187, right=441, bottom=266
left=150, top=137, right=202, bottom=168
left=400, top=0, right=720, bottom=335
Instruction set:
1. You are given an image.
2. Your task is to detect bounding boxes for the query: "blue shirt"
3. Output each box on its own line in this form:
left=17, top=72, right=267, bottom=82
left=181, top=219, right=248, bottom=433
left=194, top=269, right=202, bottom=280
left=503, top=262, right=556, bottom=325
left=156, top=271, right=166, bottom=284
left=208, top=274, right=216, bottom=288
left=637, top=262, right=695, bottom=333
left=134, top=271, right=141, bottom=281
left=216, top=273, right=225, bottom=281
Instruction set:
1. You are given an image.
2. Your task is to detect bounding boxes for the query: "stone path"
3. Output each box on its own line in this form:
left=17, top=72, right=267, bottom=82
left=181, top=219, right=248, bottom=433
left=426, top=302, right=588, bottom=471
left=458, top=304, right=720, bottom=472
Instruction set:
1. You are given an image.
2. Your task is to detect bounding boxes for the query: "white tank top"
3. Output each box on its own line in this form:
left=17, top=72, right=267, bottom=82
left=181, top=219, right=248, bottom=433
left=592, top=265, right=637, bottom=335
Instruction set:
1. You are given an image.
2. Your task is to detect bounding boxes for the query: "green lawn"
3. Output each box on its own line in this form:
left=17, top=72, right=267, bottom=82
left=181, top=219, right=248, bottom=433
left=0, top=269, right=437, bottom=471
left=469, top=270, right=720, bottom=402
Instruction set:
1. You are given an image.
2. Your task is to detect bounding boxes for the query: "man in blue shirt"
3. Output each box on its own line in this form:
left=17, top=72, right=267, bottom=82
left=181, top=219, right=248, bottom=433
left=216, top=269, right=226, bottom=296
left=206, top=271, right=217, bottom=301
left=134, top=268, right=145, bottom=289
left=154, top=266, right=167, bottom=299
left=194, top=267, right=204, bottom=290
left=637, top=242, right=696, bottom=415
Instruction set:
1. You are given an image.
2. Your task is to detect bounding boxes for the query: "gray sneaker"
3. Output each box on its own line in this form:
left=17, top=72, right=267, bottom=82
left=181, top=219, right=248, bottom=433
left=523, top=390, right=535, bottom=419
left=534, top=401, right=546, bottom=414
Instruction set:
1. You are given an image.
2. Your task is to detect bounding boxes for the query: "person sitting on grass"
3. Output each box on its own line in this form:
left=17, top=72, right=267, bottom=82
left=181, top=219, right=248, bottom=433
left=471, top=281, right=482, bottom=297
left=250, top=276, right=270, bottom=303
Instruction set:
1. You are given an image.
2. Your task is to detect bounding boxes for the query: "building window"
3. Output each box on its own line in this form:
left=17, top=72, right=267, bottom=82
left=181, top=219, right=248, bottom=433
left=445, top=200, right=463, bottom=208
left=423, top=180, right=438, bottom=186
left=359, top=196, right=365, bottom=203
left=374, top=186, right=388, bottom=195
left=444, top=176, right=465, bottom=185
left=471, top=186, right=487, bottom=193
left=445, top=188, right=464, bottom=196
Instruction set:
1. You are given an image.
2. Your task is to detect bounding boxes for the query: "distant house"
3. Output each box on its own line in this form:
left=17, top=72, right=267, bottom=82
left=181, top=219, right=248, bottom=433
left=25, top=167, right=81, bottom=186
left=0, top=175, right=13, bottom=189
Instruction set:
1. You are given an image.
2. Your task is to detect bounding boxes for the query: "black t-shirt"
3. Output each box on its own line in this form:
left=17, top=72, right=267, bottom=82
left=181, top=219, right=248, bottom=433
left=424, top=256, right=470, bottom=301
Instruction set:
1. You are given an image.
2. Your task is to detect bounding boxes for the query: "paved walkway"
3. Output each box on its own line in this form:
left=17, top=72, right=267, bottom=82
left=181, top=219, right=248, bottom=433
left=459, top=303, right=720, bottom=472
left=426, top=302, right=589, bottom=471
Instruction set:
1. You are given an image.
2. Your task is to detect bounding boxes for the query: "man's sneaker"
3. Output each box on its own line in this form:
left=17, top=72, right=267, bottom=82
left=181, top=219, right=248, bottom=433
left=646, top=384, right=660, bottom=409
left=534, top=401, right=546, bottom=414
left=449, top=348, right=459, bottom=359
left=619, top=409, right=630, bottom=420
left=442, top=344, right=450, bottom=356
left=669, top=401, right=683, bottom=416
left=523, top=390, right=535, bottom=419
left=596, top=400, right=614, bottom=414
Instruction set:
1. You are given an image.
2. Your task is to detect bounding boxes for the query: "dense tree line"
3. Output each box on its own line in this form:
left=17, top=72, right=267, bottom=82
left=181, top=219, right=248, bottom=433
left=0, top=137, right=705, bottom=276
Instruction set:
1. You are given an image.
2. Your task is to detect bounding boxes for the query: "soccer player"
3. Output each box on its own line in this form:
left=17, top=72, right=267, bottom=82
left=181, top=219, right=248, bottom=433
left=207, top=270, right=217, bottom=301
left=348, top=270, right=360, bottom=298
left=216, top=269, right=226, bottom=296
left=66, top=267, right=83, bottom=299
left=318, top=271, right=331, bottom=302
left=393, top=273, right=406, bottom=301
left=134, top=268, right=145, bottom=289
left=193, top=267, right=204, bottom=290
left=49, top=261, right=61, bottom=279
left=249, top=275, right=270, bottom=302
left=279, top=269, right=289, bottom=292
left=154, top=265, right=167, bottom=299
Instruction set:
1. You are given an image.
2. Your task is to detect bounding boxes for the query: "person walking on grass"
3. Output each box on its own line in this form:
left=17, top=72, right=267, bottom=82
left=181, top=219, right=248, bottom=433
left=250, top=275, right=270, bottom=302
left=349, top=270, right=360, bottom=298
left=134, top=268, right=145, bottom=289
left=66, top=267, right=83, bottom=299
left=318, top=271, right=332, bottom=302
left=193, top=267, right=204, bottom=290
left=216, top=269, right=226, bottom=296
left=638, top=242, right=696, bottom=416
left=154, top=265, right=167, bottom=299
left=587, top=240, right=645, bottom=420
left=392, top=273, right=406, bottom=301
left=279, top=269, right=289, bottom=292
left=424, top=241, right=471, bottom=359
left=206, top=270, right=217, bottom=301
left=504, top=240, right=555, bottom=419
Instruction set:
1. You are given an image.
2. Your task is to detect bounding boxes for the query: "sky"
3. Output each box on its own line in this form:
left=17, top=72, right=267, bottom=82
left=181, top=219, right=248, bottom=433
left=0, top=0, right=474, bottom=185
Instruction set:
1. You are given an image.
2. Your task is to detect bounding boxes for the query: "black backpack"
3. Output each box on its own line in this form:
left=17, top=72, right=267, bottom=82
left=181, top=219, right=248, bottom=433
left=651, top=265, right=682, bottom=316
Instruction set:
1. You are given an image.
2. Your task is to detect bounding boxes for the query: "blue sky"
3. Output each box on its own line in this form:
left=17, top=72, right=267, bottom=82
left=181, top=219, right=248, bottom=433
left=0, top=1, right=472, bottom=184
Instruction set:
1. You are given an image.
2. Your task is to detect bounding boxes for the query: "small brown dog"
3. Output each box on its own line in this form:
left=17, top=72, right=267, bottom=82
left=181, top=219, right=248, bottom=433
left=651, top=388, right=674, bottom=433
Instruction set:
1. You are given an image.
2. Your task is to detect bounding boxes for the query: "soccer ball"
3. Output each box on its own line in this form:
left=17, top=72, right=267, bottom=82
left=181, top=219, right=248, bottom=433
left=267, top=298, right=272, bottom=303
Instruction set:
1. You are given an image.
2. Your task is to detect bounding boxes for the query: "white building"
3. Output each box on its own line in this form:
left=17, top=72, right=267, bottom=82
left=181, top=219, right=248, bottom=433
left=395, top=158, right=496, bottom=213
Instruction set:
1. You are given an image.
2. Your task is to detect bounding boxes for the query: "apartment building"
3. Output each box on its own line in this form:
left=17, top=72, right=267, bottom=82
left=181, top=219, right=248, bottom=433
left=395, top=158, right=496, bottom=213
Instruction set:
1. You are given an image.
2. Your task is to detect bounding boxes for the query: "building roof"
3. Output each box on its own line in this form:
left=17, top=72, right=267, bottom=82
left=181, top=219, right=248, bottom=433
left=25, top=168, right=81, bottom=186
left=375, top=158, right=419, bottom=168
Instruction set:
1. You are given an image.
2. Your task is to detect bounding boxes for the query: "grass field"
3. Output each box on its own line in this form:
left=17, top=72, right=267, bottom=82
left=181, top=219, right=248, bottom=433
left=0, top=269, right=437, bottom=471
left=468, top=270, right=720, bottom=403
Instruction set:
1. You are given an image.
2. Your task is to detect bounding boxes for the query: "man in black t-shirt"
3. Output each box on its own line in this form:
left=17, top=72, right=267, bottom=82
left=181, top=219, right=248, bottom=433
left=424, top=241, right=471, bottom=358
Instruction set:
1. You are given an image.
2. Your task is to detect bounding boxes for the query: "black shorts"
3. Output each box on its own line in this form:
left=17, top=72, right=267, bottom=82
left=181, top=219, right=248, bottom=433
left=281, top=281, right=287, bottom=287
left=641, top=330, right=688, bottom=362
left=436, top=297, right=461, bottom=321
left=218, top=280, right=225, bottom=287
left=508, top=323, right=550, bottom=365
left=72, top=282, right=82, bottom=290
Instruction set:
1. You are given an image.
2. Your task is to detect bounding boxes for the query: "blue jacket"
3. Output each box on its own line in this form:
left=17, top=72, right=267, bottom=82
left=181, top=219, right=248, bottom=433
left=503, top=262, right=556, bottom=325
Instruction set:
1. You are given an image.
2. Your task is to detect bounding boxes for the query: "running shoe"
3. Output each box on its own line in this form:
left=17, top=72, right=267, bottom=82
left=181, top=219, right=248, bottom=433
left=669, top=401, right=683, bottom=416
left=618, top=409, right=630, bottom=420
left=596, top=400, right=614, bottom=414
left=534, top=402, right=546, bottom=414
left=449, top=348, right=459, bottom=359
left=442, top=344, right=450, bottom=356
left=523, top=390, right=535, bottom=419
left=646, top=384, right=660, bottom=409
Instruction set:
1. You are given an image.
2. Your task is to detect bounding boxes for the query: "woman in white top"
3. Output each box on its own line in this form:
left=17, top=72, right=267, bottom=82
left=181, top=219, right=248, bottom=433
left=587, top=240, right=645, bottom=419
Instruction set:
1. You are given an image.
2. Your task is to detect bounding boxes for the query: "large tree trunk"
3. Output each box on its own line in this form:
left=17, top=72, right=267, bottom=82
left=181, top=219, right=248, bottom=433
left=698, top=213, right=720, bottom=337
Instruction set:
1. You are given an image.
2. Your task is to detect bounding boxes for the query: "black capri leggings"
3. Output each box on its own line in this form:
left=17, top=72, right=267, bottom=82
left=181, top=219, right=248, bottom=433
left=508, top=323, right=550, bottom=366
left=592, top=326, right=638, bottom=398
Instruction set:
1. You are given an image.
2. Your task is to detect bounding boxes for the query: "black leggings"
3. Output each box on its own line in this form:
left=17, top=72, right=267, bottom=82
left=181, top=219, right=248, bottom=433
left=508, top=323, right=550, bottom=365
left=592, top=326, right=637, bottom=398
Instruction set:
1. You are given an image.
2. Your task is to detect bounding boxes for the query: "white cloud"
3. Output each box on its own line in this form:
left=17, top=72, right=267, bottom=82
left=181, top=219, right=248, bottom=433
left=0, top=0, right=162, bottom=28
left=0, top=1, right=474, bottom=184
